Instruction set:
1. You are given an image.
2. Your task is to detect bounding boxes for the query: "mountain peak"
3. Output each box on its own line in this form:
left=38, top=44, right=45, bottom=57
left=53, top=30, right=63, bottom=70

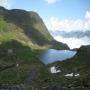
left=0, top=7, right=69, bottom=49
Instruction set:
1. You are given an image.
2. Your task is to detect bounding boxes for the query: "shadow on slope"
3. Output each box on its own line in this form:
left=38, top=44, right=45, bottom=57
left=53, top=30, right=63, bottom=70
left=4, top=9, right=52, bottom=46
left=0, top=7, right=69, bottom=49
left=0, top=40, right=46, bottom=86
left=0, top=40, right=57, bottom=90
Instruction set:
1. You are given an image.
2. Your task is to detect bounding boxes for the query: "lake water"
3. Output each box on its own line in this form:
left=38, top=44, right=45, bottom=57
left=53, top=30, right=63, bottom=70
left=40, top=49, right=77, bottom=64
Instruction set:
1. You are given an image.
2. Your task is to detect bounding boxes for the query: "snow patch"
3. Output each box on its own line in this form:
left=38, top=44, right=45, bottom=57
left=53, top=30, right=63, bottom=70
left=75, top=73, right=80, bottom=77
left=65, top=73, right=80, bottom=77
left=50, top=66, right=61, bottom=74
left=65, top=73, right=74, bottom=77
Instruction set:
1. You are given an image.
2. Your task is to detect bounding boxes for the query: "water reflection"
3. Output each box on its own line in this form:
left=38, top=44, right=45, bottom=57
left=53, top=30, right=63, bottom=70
left=40, top=49, right=77, bottom=64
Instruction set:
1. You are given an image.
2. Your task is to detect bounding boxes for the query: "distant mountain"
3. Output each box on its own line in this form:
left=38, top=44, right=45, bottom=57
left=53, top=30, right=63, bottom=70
left=0, top=6, right=69, bottom=50
left=50, top=30, right=90, bottom=38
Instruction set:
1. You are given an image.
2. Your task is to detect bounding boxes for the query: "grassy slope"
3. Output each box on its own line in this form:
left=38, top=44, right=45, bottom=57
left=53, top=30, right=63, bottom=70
left=0, top=7, right=70, bottom=89
left=0, top=8, right=51, bottom=88
left=0, top=40, right=58, bottom=90
left=47, top=45, right=90, bottom=87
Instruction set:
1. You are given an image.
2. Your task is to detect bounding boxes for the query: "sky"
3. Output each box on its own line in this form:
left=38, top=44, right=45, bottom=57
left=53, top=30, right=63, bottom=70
left=0, top=0, right=90, bottom=49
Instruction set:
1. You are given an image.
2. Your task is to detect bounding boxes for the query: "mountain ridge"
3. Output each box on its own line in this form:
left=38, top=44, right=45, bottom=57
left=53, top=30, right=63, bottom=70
left=0, top=6, right=69, bottom=50
left=0, top=6, right=71, bottom=89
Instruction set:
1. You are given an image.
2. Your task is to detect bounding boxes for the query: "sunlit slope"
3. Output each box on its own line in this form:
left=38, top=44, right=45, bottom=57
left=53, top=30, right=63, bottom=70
left=0, top=6, right=69, bottom=50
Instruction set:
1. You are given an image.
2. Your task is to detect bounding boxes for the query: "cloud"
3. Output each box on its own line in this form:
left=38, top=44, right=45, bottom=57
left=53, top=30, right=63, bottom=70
left=50, top=30, right=90, bottom=49
left=46, top=11, right=90, bottom=32
left=0, top=0, right=11, bottom=8
left=45, top=11, right=90, bottom=48
left=44, top=0, right=60, bottom=4
left=84, top=11, right=90, bottom=29
left=54, top=36, right=90, bottom=49
left=47, top=17, right=84, bottom=32
left=85, top=11, right=90, bottom=19
left=50, top=30, right=90, bottom=38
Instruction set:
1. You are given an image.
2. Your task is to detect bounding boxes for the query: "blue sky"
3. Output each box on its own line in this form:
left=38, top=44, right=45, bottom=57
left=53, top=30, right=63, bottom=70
left=7, top=0, right=90, bottom=19
left=0, top=0, right=90, bottom=48
left=0, top=0, right=90, bottom=31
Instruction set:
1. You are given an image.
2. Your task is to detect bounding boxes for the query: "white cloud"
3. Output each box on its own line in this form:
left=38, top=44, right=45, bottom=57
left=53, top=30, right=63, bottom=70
left=45, top=11, right=90, bottom=48
left=84, top=20, right=90, bottom=29
left=44, top=0, right=60, bottom=4
left=0, top=0, right=11, bottom=8
left=54, top=36, right=90, bottom=49
left=85, top=11, right=90, bottom=19
left=46, top=11, right=90, bottom=32
left=46, top=17, right=84, bottom=32
left=84, top=11, right=90, bottom=29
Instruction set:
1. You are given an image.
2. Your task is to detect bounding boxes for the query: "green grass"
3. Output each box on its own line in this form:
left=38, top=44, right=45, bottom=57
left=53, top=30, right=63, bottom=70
left=47, top=45, right=90, bottom=87
left=0, top=40, right=46, bottom=87
left=0, top=18, right=7, bottom=32
left=0, top=7, right=76, bottom=89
